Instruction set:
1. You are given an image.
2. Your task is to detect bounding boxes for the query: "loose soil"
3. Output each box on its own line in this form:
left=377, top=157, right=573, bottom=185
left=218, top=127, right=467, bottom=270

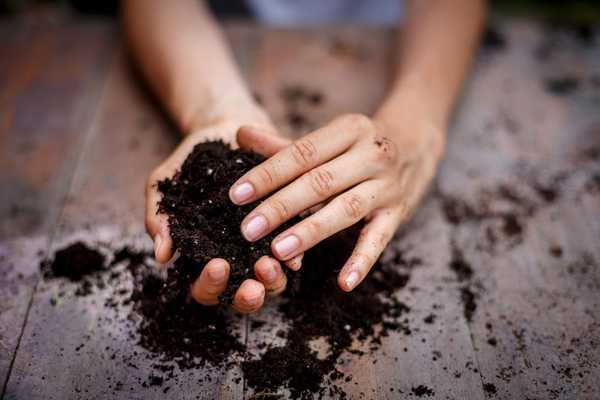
left=156, top=140, right=298, bottom=304
left=37, top=134, right=598, bottom=397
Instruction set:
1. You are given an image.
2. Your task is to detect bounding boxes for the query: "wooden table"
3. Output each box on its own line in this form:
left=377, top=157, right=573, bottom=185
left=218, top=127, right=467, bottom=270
left=1, top=12, right=599, bottom=400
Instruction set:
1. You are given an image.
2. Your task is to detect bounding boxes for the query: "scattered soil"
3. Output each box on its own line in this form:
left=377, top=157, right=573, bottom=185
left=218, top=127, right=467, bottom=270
left=482, top=26, right=507, bottom=51
left=411, top=384, right=435, bottom=397
left=545, top=77, right=580, bottom=96
left=242, top=228, right=412, bottom=398
left=41, top=241, right=105, bottom=281
left=156, top=141, right=298, bottom=304
left=483, top=382, right=498, bottom=395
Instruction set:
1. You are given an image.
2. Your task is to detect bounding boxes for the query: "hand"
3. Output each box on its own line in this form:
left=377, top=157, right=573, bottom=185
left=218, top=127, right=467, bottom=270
left=145, top=119, right=296, bottom=313
left=228, top=113, right=445, bottom=291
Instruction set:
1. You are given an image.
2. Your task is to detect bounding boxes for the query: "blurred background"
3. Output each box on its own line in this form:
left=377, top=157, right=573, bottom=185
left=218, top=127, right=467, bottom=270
left=1, top=0, right=600, bottom=24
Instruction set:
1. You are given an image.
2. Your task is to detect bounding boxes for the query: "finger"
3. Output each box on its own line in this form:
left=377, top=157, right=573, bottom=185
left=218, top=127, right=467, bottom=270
left=145, top=170, right=175, bottom=264
left=237, top=125, right=291, bottom=157
left=229, top=114, right=371, bottom=205
left=254, top=256, right=287, bottom=296
left=338, top=210, right=401, bottom=291
left=284, top=253, right=303, bottom=271
left=190, top=258, right=230, bottom=305
left=232, top=279, right=265, bottom=314
left=271, top=179, right=384, bottom=260
left=240, top=149, right=376, bottom=241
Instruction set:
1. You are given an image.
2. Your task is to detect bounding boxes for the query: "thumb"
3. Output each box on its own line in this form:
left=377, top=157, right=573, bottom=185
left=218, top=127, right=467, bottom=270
left=237, top=125, right=290, bottom=157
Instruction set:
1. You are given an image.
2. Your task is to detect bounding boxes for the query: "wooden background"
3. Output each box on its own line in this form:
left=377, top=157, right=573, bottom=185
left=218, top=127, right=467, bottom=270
left=1, top=12, right=599, bottom=400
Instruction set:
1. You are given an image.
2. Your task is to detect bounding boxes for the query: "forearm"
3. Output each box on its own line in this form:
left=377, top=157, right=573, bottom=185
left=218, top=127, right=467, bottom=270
left=122, top=0, right=268, bottom=136
left=376, top=0, right=486, bottom=154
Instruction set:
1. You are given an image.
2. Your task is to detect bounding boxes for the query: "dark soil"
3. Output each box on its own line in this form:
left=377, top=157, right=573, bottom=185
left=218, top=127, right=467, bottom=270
left=41, top=241, right=105, bottom=281
left=483, top=382, right=498, bottom=395
left=545, top=77, right=580, bottom=96
left=411, top=384, right=435, bottom=397
left=156, top=140, right=298, bottom=304
left=242, top=228, right=412, bottom=399
left=482, top=26, right=507, bottom=51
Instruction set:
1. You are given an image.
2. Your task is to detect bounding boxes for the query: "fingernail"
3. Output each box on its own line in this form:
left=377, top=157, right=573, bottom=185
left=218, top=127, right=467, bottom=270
left=231, top=182, right=255, bottom=204
left=344, top=271, right=360, bottom=290
left=287, top=254, right=303, bottom=271
left=244, top=296, right=261, bottom=307
left=274, top=235, right=300, bottom=259
left=153, top=234, right=162, bottom=260
left=207, top=265, right=226, bottom=282
left=243, top=214, right=268, bottom=241
left=260, top=263, right=277, bottom=283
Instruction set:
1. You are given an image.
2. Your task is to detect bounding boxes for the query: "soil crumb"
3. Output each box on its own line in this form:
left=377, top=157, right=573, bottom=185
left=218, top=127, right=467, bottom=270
left=545, top=77, right=580, bottom=96
left=411, top=384, right=435, bottom=397
left=482, top=26, right=507, bottom=51
left=483, top=382, right=498, bottom=395
left=41, top=241, right=105, bottom=281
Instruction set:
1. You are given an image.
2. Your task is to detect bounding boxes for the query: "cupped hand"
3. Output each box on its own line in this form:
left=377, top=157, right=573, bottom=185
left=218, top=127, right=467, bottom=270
left=145, top=120, right=298, bottom=313
left=228, top=113, right=444, bottom=292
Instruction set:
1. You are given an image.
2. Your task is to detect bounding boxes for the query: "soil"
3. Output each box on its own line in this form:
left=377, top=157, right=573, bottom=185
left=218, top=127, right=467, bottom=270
left=42, top=241, right=105, bottom=281
left=482, top=26, right=507, bottom=51
left=242, top=227, right=412, bottom=398
left=411, top=384, right=435, bottom=397
left=156, top=140, right=298, bottom=304
left=545, top=77, right=580, bottom=95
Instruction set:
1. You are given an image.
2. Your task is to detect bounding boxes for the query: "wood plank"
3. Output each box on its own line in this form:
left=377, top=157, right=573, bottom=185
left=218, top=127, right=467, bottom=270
left=0, top=19, right=116, bottom=395
left=437, top=19, right=600, bottom=400
left=4, top=22, right=258, bottom=400
left=244, top=26, right=486, bottom=399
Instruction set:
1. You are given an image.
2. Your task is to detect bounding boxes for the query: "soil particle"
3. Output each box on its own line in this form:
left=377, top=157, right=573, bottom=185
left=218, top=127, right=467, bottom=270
left=423, top=314, right=436, bottom=324
left=41, top=241, right=105, bottom=281
left=449, top=244, right=474, bottom=283
left=483, top=382, right=498, bottom=395
left=411, top=384, right=435, bottom=397
left=460, top=286, right=477, bottom=322
left=482, top=26, right=507, bottom=51
left=545, top=77, right=580, bottom=96
left=549, top=246, right=563, bottom=258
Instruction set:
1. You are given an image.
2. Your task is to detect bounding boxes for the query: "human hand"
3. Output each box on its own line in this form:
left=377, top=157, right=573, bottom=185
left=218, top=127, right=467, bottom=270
left=145, top=119, right=298, bottom=313
left=228, top=113, right=445, bottom=292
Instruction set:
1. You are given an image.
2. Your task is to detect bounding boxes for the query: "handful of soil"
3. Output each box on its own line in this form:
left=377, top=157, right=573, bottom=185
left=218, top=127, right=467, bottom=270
left=156, top=141, right=297, bottom=303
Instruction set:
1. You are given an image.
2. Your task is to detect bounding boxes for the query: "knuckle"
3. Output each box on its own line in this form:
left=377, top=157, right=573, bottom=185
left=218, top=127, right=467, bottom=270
left=373, top=135, right=398, bottom=165
left=341, top=113, right=374, bottom=131
left=304, top=219, right=322, bottom=241
left=291, top=138, right=318, bottom=167
left=257, top=165, right=276, bottom=187
left=307, top=168, right=335, bottom=197
left=342, top=194, right=365, bottom=220
left=269, top=197, right=290, bottom=222
left=352, top=252, right=376, bottom=269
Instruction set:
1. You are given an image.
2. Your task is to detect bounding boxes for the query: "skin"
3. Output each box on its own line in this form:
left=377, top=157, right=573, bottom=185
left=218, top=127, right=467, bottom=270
left=123, top=0, right=486, bottom=313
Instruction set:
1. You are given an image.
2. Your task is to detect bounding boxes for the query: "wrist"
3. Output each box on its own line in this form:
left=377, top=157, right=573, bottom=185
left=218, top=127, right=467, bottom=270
left=178, top=92, right=272, bottom=137
left=374, top=103, right=446, bottom=164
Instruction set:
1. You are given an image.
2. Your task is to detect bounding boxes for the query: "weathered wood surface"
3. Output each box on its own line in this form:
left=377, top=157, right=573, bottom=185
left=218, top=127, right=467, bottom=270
left=0, top=15, right=599, bottom=400
left=0, top=18, right=115, bottom=395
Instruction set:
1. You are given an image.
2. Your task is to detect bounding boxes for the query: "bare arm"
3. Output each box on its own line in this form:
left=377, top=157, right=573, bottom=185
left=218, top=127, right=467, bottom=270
left=122, top=0, right=270, bottom=135
left=124, top=0, right=288, bottom=313
left=229, top=0, right=486, bottom=292
left=376, top=0, right=487, bottom=153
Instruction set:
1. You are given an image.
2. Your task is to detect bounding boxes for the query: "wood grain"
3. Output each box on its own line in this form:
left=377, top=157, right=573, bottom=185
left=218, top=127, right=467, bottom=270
left=0, top=19, right=115, bottom=396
